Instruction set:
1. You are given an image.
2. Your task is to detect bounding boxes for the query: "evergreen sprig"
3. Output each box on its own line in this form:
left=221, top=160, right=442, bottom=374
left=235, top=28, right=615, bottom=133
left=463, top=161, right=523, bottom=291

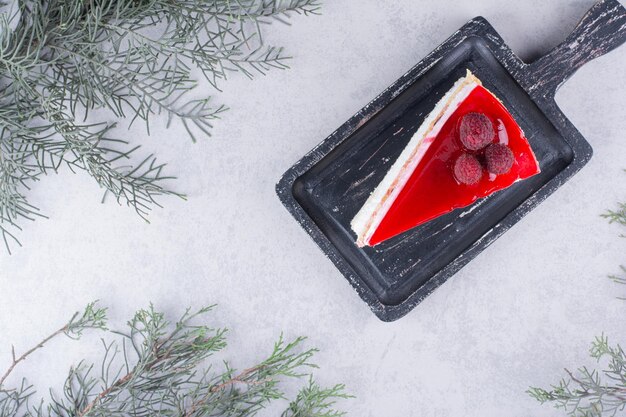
left=281, top=377, right=351, bottom=417
left=602, top=202, right=626, bottom=227
left=528, top=336, right=626, bottom=417
left=0, top=0, right=320, bottom=253
left=609, top=266, right=626, bottom=301
left=0, top=302, right=350, bottom=417
left=529, top=195, right=626, bottom=416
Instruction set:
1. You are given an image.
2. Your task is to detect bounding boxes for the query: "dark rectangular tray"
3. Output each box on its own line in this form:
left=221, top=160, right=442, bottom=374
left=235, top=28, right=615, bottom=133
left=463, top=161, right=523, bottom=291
left=277, top=0, right=626, bottom=321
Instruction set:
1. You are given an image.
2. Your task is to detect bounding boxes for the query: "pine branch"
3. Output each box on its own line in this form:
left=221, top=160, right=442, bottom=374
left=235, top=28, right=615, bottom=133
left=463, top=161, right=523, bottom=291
left=601, top=170, right=626, bottom=230
left=604, top=190, right=626, bottom=297
left=528, top=335, right=626, bottom=417
left=0, top=302, right=349, bottom=417
left=0, top=0, right=320, bottom=252
left=602, top=202, right=626, bottom=227
left=0, top=302, right=107, bottom=388
left=281, top=377, right=352, bottom=417
left=530, top=188, right=626, bottom=416
left=609, top=266, right=626, bottom=301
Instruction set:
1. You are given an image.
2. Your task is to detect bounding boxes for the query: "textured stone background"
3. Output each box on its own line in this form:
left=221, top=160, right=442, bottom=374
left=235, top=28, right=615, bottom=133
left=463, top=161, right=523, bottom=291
left=1, top=1, right=625, bottom=416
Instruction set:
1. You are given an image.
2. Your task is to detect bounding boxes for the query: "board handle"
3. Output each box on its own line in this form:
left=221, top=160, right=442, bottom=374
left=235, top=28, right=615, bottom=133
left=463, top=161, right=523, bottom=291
left=526, top=0, right=626, bottom=98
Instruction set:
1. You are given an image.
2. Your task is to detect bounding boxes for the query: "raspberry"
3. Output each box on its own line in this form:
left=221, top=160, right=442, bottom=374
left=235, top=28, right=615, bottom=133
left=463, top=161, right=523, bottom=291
left=453, top=153, right=483, bottom=185
left=484, top=143, right=514, bottom=175
left=459, top=112, right=495, bottom=151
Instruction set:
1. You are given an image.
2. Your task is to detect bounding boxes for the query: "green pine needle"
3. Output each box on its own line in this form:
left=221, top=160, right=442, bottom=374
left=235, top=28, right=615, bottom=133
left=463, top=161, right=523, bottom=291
left=0, top=0, right=320, bottom=252
left=602, top=202, right=626, bottom=227
left=527, top=335, right=626, bottom=417
left=0, top=301, right=349, bottom=417
left=530, top=193, right=626, bottom=416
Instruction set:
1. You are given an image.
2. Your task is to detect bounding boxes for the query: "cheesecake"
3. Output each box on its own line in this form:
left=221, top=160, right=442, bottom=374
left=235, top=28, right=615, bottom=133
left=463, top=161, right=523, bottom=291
left=351, top=70, right=540, bottom=247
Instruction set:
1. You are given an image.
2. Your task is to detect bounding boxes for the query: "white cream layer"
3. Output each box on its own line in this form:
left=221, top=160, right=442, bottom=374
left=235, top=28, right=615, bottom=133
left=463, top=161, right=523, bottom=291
left=351, top=70, right=482, bottom=247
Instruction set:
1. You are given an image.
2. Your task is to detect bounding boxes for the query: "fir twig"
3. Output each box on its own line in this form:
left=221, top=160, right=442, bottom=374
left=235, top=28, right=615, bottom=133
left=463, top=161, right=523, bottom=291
left=0, top=0, right=320, bottom=252
left=602, top=202, right=626, bottom=227
left=530, top=190, right=626, bottom=416
left=0, top=301, right=107, bottom=388
left=281, top=377, right=353, bottom=417
left=528, top=335, right=626, bottom=417
left=0, top=302, right=349, bottom=417
left=610, top=266, right=626, bottom=301
left=604, top=190, right=626, bottom=297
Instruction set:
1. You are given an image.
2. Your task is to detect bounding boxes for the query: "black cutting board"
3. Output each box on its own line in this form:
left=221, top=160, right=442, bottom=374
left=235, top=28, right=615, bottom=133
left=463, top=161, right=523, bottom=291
left=276, top=0, right=626, bottom=321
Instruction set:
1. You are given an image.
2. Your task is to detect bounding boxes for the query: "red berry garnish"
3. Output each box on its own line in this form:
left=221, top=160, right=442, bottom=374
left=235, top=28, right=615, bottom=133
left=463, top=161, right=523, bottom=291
left=484, top=143, right=514, bottom=175
left=459, top=112, right=495, bottom=151
left=453, top=153, right=483, bottom=185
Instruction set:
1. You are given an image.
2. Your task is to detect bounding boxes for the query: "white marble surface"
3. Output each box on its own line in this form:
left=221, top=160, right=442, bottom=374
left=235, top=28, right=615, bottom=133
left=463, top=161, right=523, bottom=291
left=1, top=1, right=625, bottom=416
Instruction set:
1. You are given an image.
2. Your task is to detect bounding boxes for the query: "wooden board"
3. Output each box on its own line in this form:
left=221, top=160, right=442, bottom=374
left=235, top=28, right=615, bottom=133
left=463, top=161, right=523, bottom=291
left=276, top=0, right=626, bottom=321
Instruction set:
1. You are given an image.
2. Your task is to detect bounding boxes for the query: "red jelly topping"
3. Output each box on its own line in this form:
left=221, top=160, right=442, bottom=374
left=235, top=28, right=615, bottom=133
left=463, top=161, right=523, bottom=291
left=369, top=85, right=540, bottom=246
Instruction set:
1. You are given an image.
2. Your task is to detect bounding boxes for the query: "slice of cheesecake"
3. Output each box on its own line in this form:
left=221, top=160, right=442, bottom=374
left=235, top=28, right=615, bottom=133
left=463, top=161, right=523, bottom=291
left=351, top=70, right=540, bottom=247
